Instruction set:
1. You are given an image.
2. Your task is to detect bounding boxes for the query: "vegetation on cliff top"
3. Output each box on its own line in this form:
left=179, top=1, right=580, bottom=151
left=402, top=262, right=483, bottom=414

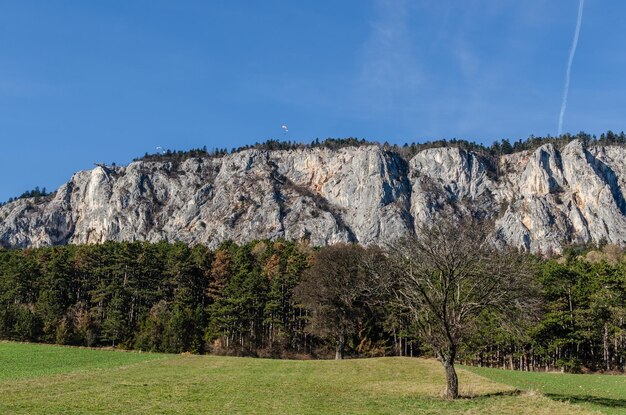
left=3, top=130, right=625, bottom=207
left=134, top=130, right=626, bottom=165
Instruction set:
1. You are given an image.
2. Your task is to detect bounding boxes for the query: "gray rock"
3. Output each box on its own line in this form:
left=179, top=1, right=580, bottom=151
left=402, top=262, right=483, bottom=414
left=2, top=141, right=626, bottom=253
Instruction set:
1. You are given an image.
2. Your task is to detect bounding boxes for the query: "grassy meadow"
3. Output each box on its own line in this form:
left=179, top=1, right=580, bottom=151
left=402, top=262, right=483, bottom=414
left=465, top=365, right=626, bottom=415
left=0, top=342, right=623, bottom=414
left=0, top=342, right=165, bottom=381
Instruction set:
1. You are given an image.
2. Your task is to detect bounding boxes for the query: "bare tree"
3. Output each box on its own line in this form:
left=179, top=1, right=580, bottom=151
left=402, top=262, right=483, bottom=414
left=294, top=243, right=385, bottom=360
left=386, top=218, right=539, bottom=399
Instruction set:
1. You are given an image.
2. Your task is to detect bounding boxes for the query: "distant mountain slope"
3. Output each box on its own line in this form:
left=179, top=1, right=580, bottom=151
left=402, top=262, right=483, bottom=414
left=2, top=139, right=625, bottom=253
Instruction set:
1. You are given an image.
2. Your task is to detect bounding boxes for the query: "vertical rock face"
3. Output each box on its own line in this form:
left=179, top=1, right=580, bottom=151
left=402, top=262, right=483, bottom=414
left=273, top=147, right=413, bottom=245
left=494, top=141, right=626, bottom=252
left=408, top=147, right=496, bottom=225
left=1, top=140, right=626, bottom=253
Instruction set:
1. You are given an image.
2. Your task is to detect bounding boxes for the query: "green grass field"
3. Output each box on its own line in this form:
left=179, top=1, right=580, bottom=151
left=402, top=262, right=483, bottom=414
left=0, top=341, right=622, bottom=414
left=0, top=342, right=165, bottom=381
left=465, top=365, right=626, bottom=415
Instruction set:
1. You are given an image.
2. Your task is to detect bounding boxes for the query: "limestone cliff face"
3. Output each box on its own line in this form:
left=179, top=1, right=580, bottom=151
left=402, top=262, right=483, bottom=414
left=2, top=140, right=626, bottom=253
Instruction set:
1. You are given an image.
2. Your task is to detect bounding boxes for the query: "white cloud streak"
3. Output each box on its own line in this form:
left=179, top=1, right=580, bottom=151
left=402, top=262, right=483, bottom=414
left=558, top=0, right=585, bottom=136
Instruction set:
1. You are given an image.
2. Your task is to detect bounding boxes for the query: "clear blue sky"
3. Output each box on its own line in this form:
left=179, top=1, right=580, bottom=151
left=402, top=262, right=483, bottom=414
left=1, top=0, right=625, bottom=201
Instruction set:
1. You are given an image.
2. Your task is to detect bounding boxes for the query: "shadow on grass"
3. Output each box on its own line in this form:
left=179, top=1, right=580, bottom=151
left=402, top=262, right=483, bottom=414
left=547, top=394, right=626, bottom=410
left=459, top=390, right=521, bottom=400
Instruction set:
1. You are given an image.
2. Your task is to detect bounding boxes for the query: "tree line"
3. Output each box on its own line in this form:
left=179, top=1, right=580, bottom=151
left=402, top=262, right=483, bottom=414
left=0, top=186, right=51, bottom=207
left=463, top=244, right=626, bottom=375
left=0, top=239, right=317, bottom=356
left=1, top=224, right=626, bottom=398
left=130, top=130, right=626, bottom=172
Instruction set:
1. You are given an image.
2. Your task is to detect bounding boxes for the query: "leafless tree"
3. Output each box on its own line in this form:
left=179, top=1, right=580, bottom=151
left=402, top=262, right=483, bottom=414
left=294, top=243, right=386, bottom=359
left=386, top=218, right=539, bottom=399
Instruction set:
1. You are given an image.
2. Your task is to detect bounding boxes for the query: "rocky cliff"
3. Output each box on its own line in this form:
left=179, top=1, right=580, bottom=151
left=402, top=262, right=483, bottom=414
left=2, top=140, right=626, bottom=253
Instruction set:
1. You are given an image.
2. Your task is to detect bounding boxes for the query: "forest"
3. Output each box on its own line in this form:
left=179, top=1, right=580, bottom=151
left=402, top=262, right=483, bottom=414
left=0, top=236, right=625, bottom=376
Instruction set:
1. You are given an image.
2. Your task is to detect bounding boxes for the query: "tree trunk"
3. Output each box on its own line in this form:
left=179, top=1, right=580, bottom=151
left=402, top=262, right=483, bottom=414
left=335, top=335, right=345, bottom=360
left=603, top=323, right=610, bottom=371
left=439, top=348, right=459, bottom=399
left=442, top=358, right=459, bottom=399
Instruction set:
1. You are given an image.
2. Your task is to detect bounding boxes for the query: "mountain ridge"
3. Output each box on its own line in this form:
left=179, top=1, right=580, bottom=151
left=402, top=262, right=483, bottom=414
left=2, top=139, right=626, bottom=253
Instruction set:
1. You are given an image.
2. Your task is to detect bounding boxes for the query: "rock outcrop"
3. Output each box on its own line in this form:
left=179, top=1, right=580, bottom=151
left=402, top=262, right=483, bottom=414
left=2, top=140, right=626, bottom=253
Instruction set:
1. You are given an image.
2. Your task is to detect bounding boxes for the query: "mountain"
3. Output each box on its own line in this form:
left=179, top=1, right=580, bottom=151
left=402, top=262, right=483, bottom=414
left=1, top=139, right=625, bottom=253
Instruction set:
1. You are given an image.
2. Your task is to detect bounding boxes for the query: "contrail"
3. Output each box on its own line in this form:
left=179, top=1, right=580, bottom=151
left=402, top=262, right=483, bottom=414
left=558, top=0, right=585, bottom=136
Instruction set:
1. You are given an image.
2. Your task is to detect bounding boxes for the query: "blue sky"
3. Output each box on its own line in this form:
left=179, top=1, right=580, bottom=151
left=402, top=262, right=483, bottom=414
left=1, top=0, right=625, bottom=201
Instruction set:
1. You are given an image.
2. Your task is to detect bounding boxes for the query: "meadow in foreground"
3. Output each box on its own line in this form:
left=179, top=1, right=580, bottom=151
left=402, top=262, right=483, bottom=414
left=0, top=342, right=612, bottom=415
left=465, top=365, right=626, bottom=415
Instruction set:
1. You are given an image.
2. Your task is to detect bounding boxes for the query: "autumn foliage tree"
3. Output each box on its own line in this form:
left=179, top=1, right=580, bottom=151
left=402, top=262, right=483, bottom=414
left=294, top=243, right=385, bottom=360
